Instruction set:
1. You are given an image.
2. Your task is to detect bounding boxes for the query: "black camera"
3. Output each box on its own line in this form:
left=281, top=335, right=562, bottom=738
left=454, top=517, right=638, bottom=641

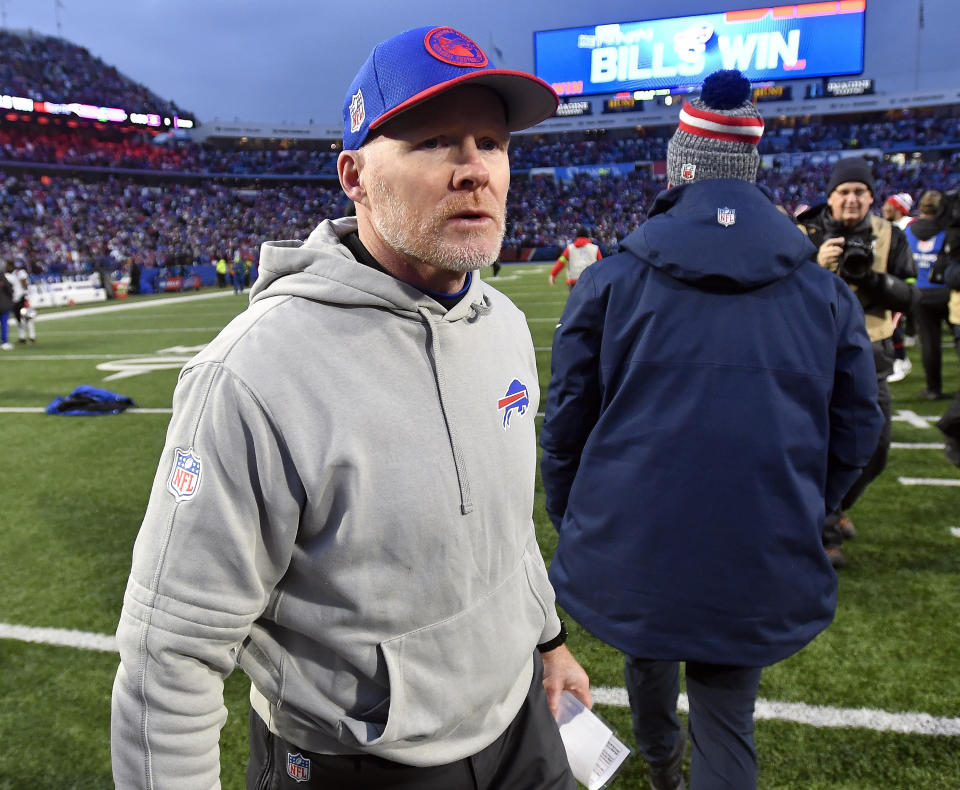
left=836, top=237, right=874, bottom=282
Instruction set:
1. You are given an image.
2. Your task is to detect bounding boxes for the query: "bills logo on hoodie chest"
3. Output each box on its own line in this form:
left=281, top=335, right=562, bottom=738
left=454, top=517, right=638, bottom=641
left=498, top=379, right=530, bottom=429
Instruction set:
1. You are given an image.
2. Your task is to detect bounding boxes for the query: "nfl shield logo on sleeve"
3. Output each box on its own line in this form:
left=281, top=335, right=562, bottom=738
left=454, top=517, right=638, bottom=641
left=287, top=752, right=311, bottom=783
left=167, top=447, right=202, bottom=502
left=717, top=207, right=736, bottom=227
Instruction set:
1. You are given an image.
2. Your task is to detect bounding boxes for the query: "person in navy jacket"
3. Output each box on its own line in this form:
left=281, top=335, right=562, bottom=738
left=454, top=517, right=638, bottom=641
left=540, top=71, right=885, bottom=790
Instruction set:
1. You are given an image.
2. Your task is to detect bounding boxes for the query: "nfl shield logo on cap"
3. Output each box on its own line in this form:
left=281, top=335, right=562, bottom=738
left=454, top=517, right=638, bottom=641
left=717, top=207, right=736, bottom=227
left=287, top=752, right=310, bottom=783
left=681, top=163, right=697, bottom=181
left=349, top=89, right=365, bottom=134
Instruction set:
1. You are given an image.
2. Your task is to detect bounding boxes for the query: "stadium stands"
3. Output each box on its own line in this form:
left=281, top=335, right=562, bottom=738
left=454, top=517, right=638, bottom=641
left=1, top=27, right=959, bottom=277
left=0, top=29, right=187, bottom=118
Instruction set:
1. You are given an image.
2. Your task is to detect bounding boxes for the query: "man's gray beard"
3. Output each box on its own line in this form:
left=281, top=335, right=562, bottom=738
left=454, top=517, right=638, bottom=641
left=369, top=178, right=505, bottom=272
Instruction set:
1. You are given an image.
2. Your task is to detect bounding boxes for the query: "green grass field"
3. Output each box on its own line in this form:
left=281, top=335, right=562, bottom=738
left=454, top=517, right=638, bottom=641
left=1, top=269, right=958, bottom=789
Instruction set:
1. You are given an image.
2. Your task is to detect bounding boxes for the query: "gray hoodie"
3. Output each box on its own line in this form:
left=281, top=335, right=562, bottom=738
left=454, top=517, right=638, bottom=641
left=111, top=218, right=561, bottom=789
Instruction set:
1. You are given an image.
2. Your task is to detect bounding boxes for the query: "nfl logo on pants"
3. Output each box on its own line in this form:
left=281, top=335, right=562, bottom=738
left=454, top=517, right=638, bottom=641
left=287, top=752, right=310, bottom=783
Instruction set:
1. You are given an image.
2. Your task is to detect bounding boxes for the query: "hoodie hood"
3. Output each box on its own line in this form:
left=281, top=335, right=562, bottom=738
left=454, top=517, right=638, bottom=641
left=906, top=216, right=939, bottom=242
left=251, top=217, right=492, bottom=323
left=623, top=179, right=815, bottom=293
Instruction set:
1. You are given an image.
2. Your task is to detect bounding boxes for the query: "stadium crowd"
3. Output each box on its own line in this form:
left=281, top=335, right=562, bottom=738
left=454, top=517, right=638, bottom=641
left=1, top=27, right=959, bottom=272
left=0, top=128, right=338, bottom=174
left=2, top=149, right=959, bottom=274
left=0, top=171, right=342, bottom=278
left=4, top=115, right=960, bottom=175
left=0, top=30, right=187, bottom=118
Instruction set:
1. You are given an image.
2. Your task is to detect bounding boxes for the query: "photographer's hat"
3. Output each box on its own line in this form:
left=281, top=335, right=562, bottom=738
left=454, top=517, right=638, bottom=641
left=343, top=26, right=558, bottom=149
left=666, top=70, right=764, bottom=185
left=826, top=157, right=876, bottom=197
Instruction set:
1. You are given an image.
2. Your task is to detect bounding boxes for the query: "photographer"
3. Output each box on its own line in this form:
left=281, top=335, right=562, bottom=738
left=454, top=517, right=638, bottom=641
left=905, top=190, right=960, bottom=400
left=936, top=190, right=960, bottom=466
left=796, top=157, right=919, bottom=566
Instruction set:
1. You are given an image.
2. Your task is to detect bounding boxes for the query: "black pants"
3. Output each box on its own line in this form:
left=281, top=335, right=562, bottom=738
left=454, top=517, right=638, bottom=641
left=841, top=375, right=892, bottom=512
left=916, top=287, right=953, bottom=393
left=939, top=391, right=960, bottom=442
left=246, top=652, right=574, bottom=790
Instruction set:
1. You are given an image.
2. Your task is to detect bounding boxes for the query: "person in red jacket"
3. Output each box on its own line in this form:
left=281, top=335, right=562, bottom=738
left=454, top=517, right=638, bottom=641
left=549, top=227, right=602, bottom=288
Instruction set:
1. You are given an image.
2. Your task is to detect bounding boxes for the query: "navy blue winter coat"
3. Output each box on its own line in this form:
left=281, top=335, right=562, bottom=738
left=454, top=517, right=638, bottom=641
left=540, top=179, right=885, bottom=667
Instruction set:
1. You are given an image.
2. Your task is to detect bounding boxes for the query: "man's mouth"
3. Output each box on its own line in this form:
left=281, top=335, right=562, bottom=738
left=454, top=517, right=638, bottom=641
left=450, top=210, right=492, bottom=221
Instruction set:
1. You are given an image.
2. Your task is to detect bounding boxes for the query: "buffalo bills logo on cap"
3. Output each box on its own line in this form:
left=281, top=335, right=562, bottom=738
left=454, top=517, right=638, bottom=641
left=425, top=27, right=488, bottom=68
left=349, top=89, right=365, bottom=134
left=498, top=379, right=529, bottom=429
left=287, top=752, right=310, bottom=782
left=717, top=207, right=736, bottom=227
left=168, top=447, right=201, bottom=502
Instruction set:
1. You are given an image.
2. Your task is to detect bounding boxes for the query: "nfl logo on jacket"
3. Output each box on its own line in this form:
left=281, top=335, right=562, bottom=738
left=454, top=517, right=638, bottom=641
left=717, top=207, right=736, bottom=227
left=287, top=752, right=310, bottom=782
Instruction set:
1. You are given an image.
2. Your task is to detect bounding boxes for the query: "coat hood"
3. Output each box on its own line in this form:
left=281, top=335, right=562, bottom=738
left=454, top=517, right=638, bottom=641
left=906, top=216, right=939, bottom=242
left=251, top=217, right=493, bottom=323
left=624, top=180, right=815, bottom=292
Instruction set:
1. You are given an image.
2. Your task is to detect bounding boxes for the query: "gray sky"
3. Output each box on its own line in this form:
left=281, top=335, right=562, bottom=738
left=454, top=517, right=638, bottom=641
left=1, top=0, right=763, bottom=126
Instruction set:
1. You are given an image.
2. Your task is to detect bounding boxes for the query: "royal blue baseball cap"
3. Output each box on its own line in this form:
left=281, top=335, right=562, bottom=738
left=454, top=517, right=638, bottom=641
left=342, top=26, right=558, bottom=149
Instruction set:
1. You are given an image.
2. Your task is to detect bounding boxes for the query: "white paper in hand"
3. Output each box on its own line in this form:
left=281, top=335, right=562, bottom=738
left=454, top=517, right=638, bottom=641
left=554, top=690, right=631, bottom=790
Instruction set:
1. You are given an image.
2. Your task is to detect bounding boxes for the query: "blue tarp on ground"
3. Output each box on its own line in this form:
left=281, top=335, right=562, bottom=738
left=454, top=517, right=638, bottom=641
left=46, top=385, right=135, bottom=416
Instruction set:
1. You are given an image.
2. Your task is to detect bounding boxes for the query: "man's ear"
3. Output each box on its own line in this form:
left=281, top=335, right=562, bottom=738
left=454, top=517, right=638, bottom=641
left=338, top=150, right=365, bottom=202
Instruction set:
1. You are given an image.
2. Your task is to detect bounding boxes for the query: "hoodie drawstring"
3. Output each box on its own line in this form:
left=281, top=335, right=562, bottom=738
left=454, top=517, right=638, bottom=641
left=418, top=307, right=474, bottom=515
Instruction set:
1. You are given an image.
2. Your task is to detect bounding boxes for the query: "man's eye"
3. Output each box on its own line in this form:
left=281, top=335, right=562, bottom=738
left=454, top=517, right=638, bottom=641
left=420, top=138, right=440, bottom=150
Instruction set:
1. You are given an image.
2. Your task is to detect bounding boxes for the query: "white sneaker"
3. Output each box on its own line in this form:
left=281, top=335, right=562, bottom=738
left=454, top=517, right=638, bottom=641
left=887, top=357, right=912, bottom=383
left=0, top=342, right=13, bottom=351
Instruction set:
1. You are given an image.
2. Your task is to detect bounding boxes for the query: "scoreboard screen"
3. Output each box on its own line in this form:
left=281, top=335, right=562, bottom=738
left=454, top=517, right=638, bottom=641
left=535, top=1, right=865, bottom=97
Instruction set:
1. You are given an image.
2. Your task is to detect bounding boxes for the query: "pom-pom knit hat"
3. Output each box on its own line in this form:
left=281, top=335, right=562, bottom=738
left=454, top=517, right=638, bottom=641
left=885, top=192, right=913, bottom=215
left=666, top=70, right=764, bottom=185
left=343, top=26, right=558, bottom=149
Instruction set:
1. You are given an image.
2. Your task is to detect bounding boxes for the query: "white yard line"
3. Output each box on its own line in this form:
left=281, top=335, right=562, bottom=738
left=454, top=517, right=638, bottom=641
left=591, top=687, right=960, bottom=737
left=890, top=442, right=946, bottom=449
left=892, top=411, right=940, bottom=428
left=0, top=407, right=172, bottom=414
left=0, top=354, right=155, bottom=360
left=34, top=291, right=235, bottom=322
left=898, top=477, right=960, bottom=486
left=0, top=623, right=117, bottom=653
left=0, top=621, right=955, bottom=737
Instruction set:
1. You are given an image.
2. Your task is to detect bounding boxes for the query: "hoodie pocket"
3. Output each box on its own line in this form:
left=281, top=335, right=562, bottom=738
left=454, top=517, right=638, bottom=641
left=339, top=550, right=548, bottom=748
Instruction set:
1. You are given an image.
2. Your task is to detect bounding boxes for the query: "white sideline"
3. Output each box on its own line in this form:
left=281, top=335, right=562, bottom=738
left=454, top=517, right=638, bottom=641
left=0, top=407, right=172, bottom=414
left=1, top=621, right=958, bottom=737
left=898, top=477, right=960, bottom=486
left=34, top=290, right=234, bottom=322
left=591, top=687, right=960, bottom=737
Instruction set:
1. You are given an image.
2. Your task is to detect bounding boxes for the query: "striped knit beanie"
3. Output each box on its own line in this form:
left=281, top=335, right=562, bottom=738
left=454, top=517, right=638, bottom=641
left=666, top=70, right=764, bottom=185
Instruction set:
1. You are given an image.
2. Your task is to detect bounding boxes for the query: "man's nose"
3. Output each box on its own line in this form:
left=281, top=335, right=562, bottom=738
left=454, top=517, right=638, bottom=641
left=452, top=140, right=490, bottom=191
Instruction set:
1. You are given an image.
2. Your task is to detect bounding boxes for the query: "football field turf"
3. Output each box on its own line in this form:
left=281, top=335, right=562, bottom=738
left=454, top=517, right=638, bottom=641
left=1, top=268, right=958, bottom=789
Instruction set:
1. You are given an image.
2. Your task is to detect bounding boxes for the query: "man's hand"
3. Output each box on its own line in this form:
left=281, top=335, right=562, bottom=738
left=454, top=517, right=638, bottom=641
left=817, top=236, right=845, bottom=270
left=541, top=643, right=591, bottom=716
left=549, top=274, right=556, bottom=285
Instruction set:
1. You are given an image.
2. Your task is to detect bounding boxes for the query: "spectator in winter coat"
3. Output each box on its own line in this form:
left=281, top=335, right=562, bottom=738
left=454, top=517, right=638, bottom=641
left=541, top=71, right=884, bottom=790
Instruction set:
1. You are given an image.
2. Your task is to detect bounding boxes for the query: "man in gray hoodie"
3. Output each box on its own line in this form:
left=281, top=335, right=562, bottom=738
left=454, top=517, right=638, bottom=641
left=111, top=25, right=590, bottom=790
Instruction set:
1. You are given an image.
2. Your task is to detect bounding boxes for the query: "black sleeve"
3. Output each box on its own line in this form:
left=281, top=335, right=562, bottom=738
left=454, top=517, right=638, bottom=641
left=944, top=257, right=960, bottom=291
left=886, top=225, right=916, bottom=280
